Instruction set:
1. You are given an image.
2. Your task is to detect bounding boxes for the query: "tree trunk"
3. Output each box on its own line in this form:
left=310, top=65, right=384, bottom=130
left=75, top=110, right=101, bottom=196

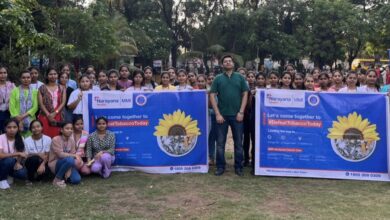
left=171, top=43, right=178, bottom=68
left=39, top=54, right=43, bottom=72
left=348, top=56, right=354, bottom=71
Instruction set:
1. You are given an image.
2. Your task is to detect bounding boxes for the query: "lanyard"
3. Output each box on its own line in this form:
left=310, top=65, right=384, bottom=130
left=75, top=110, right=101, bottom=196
left=33, top=137, right=44, bottom=153
left=6, top=137, right=11, bottom=153
left=21, top=87, right=30, bottom=113
left=0, top=84, right=8, bottom=104
left=74, top=133, right=82, bottom=151
left=62, top=136, right=70, bottom=153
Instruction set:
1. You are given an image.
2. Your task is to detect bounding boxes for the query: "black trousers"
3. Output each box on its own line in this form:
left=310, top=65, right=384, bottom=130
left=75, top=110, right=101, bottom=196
left=25, top=155, right=50, bottom=181
left=243, top=113, right=255, bottom=164
left=250, top=115, right=255, bottom=169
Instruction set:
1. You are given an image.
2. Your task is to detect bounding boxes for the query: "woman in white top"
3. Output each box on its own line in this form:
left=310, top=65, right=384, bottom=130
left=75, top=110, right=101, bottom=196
left=24, top=120, right=51, bottom=182
left=68, top=75, right=92, bottom=119
left=357, top=69, right=380, bottom=93
left=87, top=72, right=100, bottom=91
left=143, top=66, right=158, bottom=91
left=28, top=66, right=44, bottom=90
left=339, top=72, right=358, bottom=93
left=176, top=69, right=193, bottom=91
left=125, top=70, right=148, bottom=92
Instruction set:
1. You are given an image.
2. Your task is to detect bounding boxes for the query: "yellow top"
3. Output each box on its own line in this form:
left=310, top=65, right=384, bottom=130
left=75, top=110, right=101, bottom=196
left=154, top=85, right=177, bottom=91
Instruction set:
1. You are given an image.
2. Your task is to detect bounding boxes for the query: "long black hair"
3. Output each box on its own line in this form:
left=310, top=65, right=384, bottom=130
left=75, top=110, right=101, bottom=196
left=294, top=72, right=305, bottom=90
left=280, top=71, right=294, bottom=89
left=96, top=116, right=108, bottom=124
left=72, top=115, right=83, bottom=125
left=4, top=118, right=24, bottom=152
left=29, top=119, right=43, bottom=131
left=366, top=69, right=381, bottom=91
left=118, top=64, right=130, bottom=80
left=144, top=66, right=156, bottom=88
left=58, top=121, right=73, bottom=136
left=45, top=66, right=57, bottom=84
left=255, top=72, right=267, bottom=88
left=132, top=69, right=145, bottom=86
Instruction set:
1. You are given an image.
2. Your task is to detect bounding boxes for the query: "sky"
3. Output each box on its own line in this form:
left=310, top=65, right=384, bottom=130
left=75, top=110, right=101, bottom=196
left=84, top=0, right=94, bottom=6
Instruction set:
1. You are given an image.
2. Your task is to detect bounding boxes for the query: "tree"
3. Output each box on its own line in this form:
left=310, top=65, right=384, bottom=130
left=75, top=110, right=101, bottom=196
left=301, top=0, right=351, bottom=67
left=129, top=18, right=171, bottom=60
left=0, top=0, right=53, bottom=77
left=248, top=8, right=283, bottom=63
left=52, top=7, right=118, bottom=65
left=341, top=6, right=369, bottom=68
left=367, top=3, right=390, bottom=57
left=157, top=0, right=193, bottom=67
left=202, top=10, right=253, bottom=61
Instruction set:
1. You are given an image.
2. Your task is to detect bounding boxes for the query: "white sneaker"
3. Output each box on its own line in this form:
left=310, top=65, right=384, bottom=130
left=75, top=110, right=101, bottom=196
left=0, top=180, right=10, bottom=190
left=7, top=176, right=13, bottom=185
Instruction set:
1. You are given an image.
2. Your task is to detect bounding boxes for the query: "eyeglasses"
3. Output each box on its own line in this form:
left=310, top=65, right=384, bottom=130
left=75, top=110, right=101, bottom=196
left=319, top=78, right=328, bottom=80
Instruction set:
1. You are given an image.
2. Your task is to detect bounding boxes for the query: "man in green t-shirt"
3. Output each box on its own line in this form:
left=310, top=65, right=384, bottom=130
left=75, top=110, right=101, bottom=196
left=210, top=55, right=249, bottom=176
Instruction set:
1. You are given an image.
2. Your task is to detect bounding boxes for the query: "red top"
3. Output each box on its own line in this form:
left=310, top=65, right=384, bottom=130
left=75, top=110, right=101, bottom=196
left=386, top=71, right=390, bottom=85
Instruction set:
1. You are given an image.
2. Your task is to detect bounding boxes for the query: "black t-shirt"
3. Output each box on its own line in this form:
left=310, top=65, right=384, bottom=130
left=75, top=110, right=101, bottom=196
left=101, top=84, right=123, bottom=91
left=65, top=87, right=74, bottom=110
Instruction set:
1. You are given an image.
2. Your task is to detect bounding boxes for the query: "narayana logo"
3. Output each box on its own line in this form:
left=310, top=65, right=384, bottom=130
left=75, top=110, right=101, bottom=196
left=94, top=96, right=120, bottom=105
left=92, top=93, right=133, bottom=109
left=264, top=90, right=305, bottom=108
left=266, top=94, right=295, bottom=103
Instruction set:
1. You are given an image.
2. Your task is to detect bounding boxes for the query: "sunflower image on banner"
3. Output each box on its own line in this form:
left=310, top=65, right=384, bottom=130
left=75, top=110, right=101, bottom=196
left=154, top=109, right=201, bottom=157
left=328, top=112, right=380, bottom=162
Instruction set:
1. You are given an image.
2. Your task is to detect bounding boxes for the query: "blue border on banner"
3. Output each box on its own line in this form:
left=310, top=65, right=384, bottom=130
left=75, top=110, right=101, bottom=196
left=255, top=89, right=390, bottom=181
left=82, top=91, right=209, bottom=174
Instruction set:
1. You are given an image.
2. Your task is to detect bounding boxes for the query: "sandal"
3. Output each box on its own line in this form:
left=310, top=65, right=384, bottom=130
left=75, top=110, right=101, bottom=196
left=52, top=180, right=66, bottom=188
left=64, top=169, right=72, bottom=180
left=25, top=181, right=33, bottom=186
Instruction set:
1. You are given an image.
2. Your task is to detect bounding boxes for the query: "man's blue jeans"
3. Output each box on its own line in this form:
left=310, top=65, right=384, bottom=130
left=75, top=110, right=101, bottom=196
left=216, top=115, right=244, bottom=170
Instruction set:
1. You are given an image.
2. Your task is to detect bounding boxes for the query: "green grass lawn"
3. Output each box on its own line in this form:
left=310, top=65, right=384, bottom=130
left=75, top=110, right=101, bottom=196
left=1, top=163, right=390, bottom=220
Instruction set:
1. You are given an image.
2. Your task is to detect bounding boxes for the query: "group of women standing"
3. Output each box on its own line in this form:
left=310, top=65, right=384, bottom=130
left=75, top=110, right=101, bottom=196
left=0, top=61, right=385, bottom=187
left=238, top=66, right=387, bottom=170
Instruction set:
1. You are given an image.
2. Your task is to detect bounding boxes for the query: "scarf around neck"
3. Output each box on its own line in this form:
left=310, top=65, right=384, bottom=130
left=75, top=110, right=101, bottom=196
left=19, top=86, right=33, bottom=129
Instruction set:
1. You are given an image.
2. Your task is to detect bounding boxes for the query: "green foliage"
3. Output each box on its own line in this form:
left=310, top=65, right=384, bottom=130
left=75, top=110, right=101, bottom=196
left=129, top=18, right=171, bottom=60
left=0, top=0, right=37, bottom=46
left=1, top=0, right=390, bottom=72
left=205, top=10, right=253, bottom=61
left=0, top=0, right=52, bottom=76
left=368, top=4, right=390, bottom=56
left=191, top=0, right=389, bottom=68
left=53, top=6, right=119, bottom=63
